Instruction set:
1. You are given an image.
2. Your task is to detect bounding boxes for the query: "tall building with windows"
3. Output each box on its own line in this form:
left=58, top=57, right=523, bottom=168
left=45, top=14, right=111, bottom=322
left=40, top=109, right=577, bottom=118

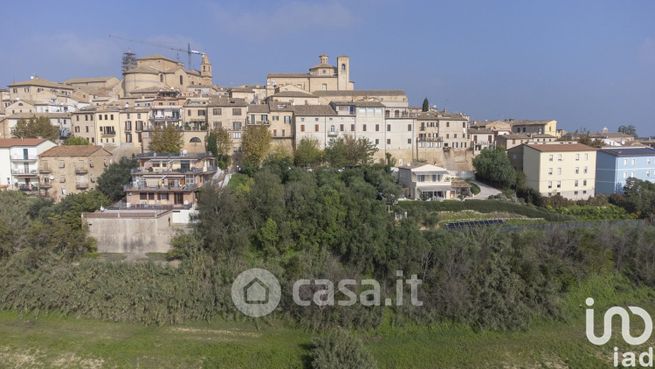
left=596, top=147, right=655, bottom=194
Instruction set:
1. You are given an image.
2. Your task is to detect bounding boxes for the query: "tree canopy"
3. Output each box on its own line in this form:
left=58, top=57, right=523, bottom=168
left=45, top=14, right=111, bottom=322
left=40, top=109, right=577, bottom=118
left=294, top=138, right=323, bottom=167
left=618, top=124, right=638, bottom=137
left=422, top=98, right=430, bottom=112
left=324, top=136, right=378, bottom=167
left=149, top=125, right=183, bottom=154
left=241, top=125, right=272, bottom=168
left=64, top=136, right=90, bottom=145
left=12, top=116, right=59, bottom=141
left=207, top=127, right=232, bottom=169
left=472, top=147, right=517, bottom=188
left=96, top=157, right=138, bottom=202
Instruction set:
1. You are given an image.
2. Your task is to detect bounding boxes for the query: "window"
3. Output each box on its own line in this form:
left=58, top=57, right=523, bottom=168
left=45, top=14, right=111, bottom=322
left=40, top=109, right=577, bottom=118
left=576, top=154, right=580, bottom=161
left=407, top=138, right=411, bottom=144
left=408, top=124, right=412, bottom=131
left=575, top=180, right=579, bottom=187
left=583, top=180, right=587, bottom=186
left=232, top=108, right=242, bottom=115
left=300, top=125, right=305, bottom=132
left=557, top=168, right=562, bottom=175
left=233, top=121, right=242, bottom=130
left=375, top=139, right=379, bottom=145
left=314, top=124, right=319, bottom=132
left=575, top=167, right=579, bottom=174
left=549, top=154, right=554, bottom=162
left=446, top=122, right=450, bottom=128
left=585, top=153, right=589, bottom=160
left=351, top=124, right=355, bottom=132
left=340, top=124, right=344, bottom=132
left=363, top=124, right=367, bottom=132
left=180, top=75, right=183, bottom=85
left=387, top=139, right=391, bottom=145
left=547, top=181, right=553, bottom=189
left=375, top=124, right=379, bottom=132
left=584, top=166, right=588, bottom=174
left=558, top=154, right=563, bottom=161
left=548, top=168, right=553, bottom=175
left=557, top=181, right=561, bottom=188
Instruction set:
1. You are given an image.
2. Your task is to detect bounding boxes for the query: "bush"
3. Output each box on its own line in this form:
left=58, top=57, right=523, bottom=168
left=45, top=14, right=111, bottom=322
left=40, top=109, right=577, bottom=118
left=310, top=329, right=377, bottom=369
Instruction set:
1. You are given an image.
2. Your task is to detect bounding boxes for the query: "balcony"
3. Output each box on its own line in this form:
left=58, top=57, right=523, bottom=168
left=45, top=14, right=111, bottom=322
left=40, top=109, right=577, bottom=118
left=75, top=167, right=89, bottom=175
left=10, top=155, right=37, bottom=162
left=123, top=183, right=199, bottom=192
left=39, top=166, right=52, bottom=174
left=11, top=169, right=39, bottom=177
left=75, top=182, right=90, bottom=190
left=101, top=131, right=116, bottom=137
left=18, top=184, right=38, bottom=193
left=131, top=166, right=217, bottom=175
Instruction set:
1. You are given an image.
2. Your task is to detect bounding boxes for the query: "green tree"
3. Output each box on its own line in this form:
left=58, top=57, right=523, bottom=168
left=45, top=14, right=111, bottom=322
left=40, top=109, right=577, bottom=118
left=422, top=97, right=430, bottom=112
left=324, top=136, right=378, bottom=167
left=149, top=125, right=183, bottom=154
left=241, top=125, right=271, bottom=168
left=207, top=127, right=232, bottom=169
left=97, top=157, right=138, bottom=202
left=618, top=124, right=638, bottom=137
left=472, top=147, right=517, bottom=189
left=294, top=138, right=323, bottom=167
left=64, top=136, right=90, bottom=145
left=12, top=116, right=59, bottom=141
left=310, top=329, right=378, bottom=369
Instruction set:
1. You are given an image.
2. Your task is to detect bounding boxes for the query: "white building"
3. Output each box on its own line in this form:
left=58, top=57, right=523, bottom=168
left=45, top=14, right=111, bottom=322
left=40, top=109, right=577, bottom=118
left=0, top=138, right=56, bottom=191
left=398, top=164, right=467, bottom=200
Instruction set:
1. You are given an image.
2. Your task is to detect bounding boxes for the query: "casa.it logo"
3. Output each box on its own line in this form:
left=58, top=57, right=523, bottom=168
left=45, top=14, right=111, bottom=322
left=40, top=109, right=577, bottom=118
left=585, top=297, right=655, bottom=367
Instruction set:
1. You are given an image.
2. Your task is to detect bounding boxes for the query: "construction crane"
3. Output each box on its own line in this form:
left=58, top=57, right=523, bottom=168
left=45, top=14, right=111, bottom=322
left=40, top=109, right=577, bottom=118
left=108, top=34, right=205, bottom=70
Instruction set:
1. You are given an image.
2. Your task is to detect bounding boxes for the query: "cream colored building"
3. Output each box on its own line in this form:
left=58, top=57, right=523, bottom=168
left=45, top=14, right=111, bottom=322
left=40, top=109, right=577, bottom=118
left=207, top=97, right=247, bottom=154
left=509, top=119, right=558, bottom=137
left=267, top=54, right=353, bottom=94
left=515, top=143, right=597, bottom=200
left=38, top=145, right=113, bottom=202
left=8, top=77, right=74, bottom=102
left=416, top=111, right=470, bottom=150
left=71, top=107, right=98, bottom=144
left=496, top=133, right=557, bottom=150
left=122, top=54, right=213, bottom=97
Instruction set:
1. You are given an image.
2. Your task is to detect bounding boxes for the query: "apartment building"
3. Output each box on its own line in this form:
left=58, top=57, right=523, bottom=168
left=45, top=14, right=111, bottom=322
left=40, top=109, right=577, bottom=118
left=468, top=128, right=495, bottom=153
left=267, top=101, right=294, bottom=152
left=398, top=164, right=468, bottom=200
left=94, top=107, right=122, bottom=146
left=124, top=152, right=216, bottom=208
left=0, top=138, right=56, bottom=191
left=509, top=119, right=558, bottom=137
left=416, top=111, right=469, bottom=150
left=38, top=145, right=113, bottom=202
left=8, top=77, right=74, bottom=102
left=512, top=143, right=597, bottom=200
left=596, top=147, right=655, bottom=194
left=496, top=133, right=557, bottom=150
left=207, top=97, right=247, bottom=154
left=71, top=107, right=98, bottom=144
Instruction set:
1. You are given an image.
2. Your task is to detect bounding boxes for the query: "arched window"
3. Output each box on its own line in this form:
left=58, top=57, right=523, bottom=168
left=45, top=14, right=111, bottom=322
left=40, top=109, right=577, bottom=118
left=341, top=63, right=346, bottom=71
left=179, top=75, right=183, bottom=85
left=190, top=137, right=201, bottom=143
left=394, top=110, right=400, bottom=118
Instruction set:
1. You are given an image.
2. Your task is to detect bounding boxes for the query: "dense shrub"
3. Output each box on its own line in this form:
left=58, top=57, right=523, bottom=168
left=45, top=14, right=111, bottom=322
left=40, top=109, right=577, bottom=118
left=310, top=329, right=377, bottom=369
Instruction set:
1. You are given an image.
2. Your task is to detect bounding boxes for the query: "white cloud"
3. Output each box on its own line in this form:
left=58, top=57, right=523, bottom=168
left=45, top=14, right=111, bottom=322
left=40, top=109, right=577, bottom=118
left=208, top=1, right=356, bottom=35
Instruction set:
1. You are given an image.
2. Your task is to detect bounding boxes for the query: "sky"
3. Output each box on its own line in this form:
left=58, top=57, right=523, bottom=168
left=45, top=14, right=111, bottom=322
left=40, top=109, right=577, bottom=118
left=1, top=0, right=654, bottom=134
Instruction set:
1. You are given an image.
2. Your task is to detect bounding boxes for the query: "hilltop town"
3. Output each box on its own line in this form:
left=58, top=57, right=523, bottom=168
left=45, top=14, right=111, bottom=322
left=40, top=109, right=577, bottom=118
left=0, top=52, right=653, bottom=254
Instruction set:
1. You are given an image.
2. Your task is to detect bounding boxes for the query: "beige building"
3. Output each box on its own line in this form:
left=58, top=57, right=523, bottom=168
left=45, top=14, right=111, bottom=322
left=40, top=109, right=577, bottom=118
left=267, top=54, right=353, bottom=94
left=38, top=145, right=113, bottom=202
left=8, top=77, right=74, bottom=102
left=207, top=97, right=247, bottom=154
left=509, top=119, right=558, bottom=137
left=122, top=54, right=213, bottom=97
left=416, top=111, right=470, bottom=150
left=71, top=107, right=98, bottom=144
left=511, top=143, right=597, bottom=200
left=496, top=133, right=557, bottom=150
left=398, top=164, right=469, bottom=200
left=468, top=128, right=496, bottom=153
left=124, top=152, right=216, bottom=208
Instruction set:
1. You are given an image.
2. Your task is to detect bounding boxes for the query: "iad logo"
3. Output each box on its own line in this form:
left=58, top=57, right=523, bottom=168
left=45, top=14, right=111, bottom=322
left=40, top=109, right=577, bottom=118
left=585, top=297, right=655, bottom=367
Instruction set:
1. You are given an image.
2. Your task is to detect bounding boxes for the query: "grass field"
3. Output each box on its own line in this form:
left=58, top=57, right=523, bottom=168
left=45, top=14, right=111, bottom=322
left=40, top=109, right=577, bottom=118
left=0, top=311, right=614, bottom=369
left=0, top=275, right=647, bottom=368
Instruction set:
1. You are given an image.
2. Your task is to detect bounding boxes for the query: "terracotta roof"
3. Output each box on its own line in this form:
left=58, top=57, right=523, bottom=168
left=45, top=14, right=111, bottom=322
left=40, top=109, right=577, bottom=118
left=207, top=96, right=247, bottom=107
left=525, top=143, right=596, bottom=152
left=248, top=104, right=270, bottom=113
left=40, top=145, right=110, bottom=157
left=0, top=138, right=48, bottom=148
left=292, top=105, right=336, bottom=116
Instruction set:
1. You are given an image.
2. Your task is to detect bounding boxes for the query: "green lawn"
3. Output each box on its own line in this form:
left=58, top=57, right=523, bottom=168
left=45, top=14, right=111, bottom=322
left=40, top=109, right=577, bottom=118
left=0, top=311, right=617, bottom=369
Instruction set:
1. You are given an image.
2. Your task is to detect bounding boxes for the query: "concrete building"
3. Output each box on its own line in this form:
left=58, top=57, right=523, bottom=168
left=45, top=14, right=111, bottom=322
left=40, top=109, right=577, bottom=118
left=468, top=128, right=496, bottom=153
left=207, top=97, right=247, bottom=153
left=512, top=143, right=597, bottom=200
left=71, top=107, right=98, bottom=144
left=596, top=147, right=655, bottom=194
left=509, top=119, right=558, bottom=137
left=0, top=138, right=56, bottom=191
left=38, top=145, right=113, bottom=202
left=8, top=77, right=74, bottom=102
left=124, top=152, right=216, bottom=208
left=266, top=54, right=353, bottom=94
left=496, top=133, right=558, bottom=150
left=416, top=111, right=470, bottom=150
left=398, top=164, right=468, bottom=200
